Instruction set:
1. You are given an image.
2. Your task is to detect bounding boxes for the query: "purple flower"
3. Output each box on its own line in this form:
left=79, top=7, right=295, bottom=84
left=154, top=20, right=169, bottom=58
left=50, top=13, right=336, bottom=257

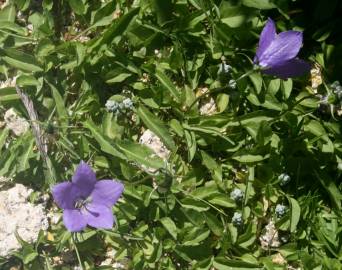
left=52, top=161, right=124, bottom=232
left=254, top=18, right=311, bottom=79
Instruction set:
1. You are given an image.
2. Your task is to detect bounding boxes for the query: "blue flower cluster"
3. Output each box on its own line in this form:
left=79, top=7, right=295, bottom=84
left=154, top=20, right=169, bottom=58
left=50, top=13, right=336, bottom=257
left=230, top=188, right=244, bottom=202
left=105, top=98, right=134, bottom=114
left=331, top=81, right=342, bottom=103
left=275, top=204, right=286, bottom=217
left=278, top=173, right=290, bottom=186
left=232, top=212, right=243, bottom=227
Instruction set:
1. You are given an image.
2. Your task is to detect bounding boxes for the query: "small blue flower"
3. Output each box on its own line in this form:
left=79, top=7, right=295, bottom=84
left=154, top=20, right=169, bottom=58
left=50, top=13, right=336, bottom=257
left=105, top=100, right=119, bottom=113
left=122, top=98, right=134, bottom=110
left=275, top=204, right=286, bottom=217
left=232, top=212, right=243, bottom=226
left=218, top=62, right=231, bottom=74
left=278, top=173, right=290, bottom=186
left=228, top=79, right=237, bottom=89
left=331, top=81, right=342, bottom=102
left=230, top=188, right=244, bottom=202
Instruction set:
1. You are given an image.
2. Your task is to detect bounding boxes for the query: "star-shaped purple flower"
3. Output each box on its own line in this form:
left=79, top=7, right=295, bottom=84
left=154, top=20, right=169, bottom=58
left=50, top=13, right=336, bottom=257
left=254, top=18, right=311, bottom=79
left=52, top=161, right=124, bottom=232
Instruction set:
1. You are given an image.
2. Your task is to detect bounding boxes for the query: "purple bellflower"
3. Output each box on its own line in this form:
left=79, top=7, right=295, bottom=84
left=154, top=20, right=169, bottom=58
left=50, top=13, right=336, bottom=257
left=52, top=161, right=124, bottom=232
left=254, top=18, right=311, bottom=79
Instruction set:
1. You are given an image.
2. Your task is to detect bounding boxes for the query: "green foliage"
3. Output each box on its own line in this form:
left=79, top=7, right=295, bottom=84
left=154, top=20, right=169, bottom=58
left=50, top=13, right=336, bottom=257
left=0, top=0, right=341, bottom=269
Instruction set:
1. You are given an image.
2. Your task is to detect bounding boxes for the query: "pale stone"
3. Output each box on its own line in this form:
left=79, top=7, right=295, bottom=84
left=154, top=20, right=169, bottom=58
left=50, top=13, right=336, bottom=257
left=139, top=129, right=170, bottom=160
left=199, top=97, right=217, bottom=115
left=259, top=220, right=281, bottom=249
left=272, top=253, right=286, bottom=265
left=100, top=248, right=128, bottom=269
left=310, top=65, right=322, bottom=90
left=139, top=129, right=170, bottom=174
left=0, top=77, right=16, bottom=89
left=4, top=108, right=30, bottom=136
left=0, top=184, right=48, bottom=257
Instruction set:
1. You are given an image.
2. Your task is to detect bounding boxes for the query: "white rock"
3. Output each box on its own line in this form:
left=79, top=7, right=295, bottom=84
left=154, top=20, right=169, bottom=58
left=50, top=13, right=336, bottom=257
left=0, top=184, right=48, bottom=257
left=272, top=252, right=286, bottom=265
left=310, top=65, right=322, bottom=90
left=0, top=77, right=16, bottom=89
left=4, top=108, right=30, bottom=136
left=259, top=220, right=281, bottom=249
left=139, top=129, right=170, bottom=174
left=139, top=129, right=170, bottom=160
left=0, top=176, right=9, bottom=184
left=199, top=97, right=217, bottom=115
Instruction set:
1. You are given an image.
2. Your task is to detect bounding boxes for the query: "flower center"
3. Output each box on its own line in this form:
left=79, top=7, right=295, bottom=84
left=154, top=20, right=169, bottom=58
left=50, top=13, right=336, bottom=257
left=74, top=196, right=92, bottom=210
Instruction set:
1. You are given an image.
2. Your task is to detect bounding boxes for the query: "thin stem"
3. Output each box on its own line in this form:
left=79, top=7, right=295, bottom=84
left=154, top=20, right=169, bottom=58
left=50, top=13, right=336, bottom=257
left=0, top=29, right=35, bottom=40
left=270, top=93, right=321, bottom=124
left=72, top=234, right=84, bottom=270
left=234, top=68, right=258, bottom=82
left=244, top=166, right=254, bottom=207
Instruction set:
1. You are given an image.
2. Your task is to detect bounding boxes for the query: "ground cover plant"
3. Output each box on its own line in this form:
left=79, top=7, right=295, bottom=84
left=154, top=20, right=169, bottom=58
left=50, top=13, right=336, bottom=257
left=0, top=0, right=341, bottom=269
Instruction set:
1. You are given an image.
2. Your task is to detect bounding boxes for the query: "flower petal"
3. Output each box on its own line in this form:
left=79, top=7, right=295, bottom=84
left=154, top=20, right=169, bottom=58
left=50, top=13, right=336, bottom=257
left=72, top=161, right=97, bottom=197
left=263, top=58, right=311, bottom=79
left=255, top=18, right=277, bottom=63
left=63, top=209, right=87, bottom=232
left=90, top=180, right=124, bottom=207
left=258, top=30, right=303, bottom=68
left=84, top=203, right=114, bottom=229
left=52, top=182, right=81, bottom=209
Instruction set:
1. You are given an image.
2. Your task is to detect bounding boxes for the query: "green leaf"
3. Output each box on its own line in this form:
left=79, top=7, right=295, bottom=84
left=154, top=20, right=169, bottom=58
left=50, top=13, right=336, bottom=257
left=183, top=229, right=210, bottom=246
left=1, top=48, right=43, bottom=72
left=201, top=150, right=222, bottom=182
left=155, top=67, right=181, bottom=103
left=232, top=152, right=269, bottom=163
left=89, top=7, right=140, bottom=50
left=181, top=198, right=210, bottom=212
left=214, top=257, right=263, bottom=270
left=249, top=72, right=262, bottom=94
left=42, top=0, right=53, bottom=10
left=0, top=5, right=16, bottom=22
left=281, top=79, right=293, bottom=100
left=0, top=21, right=27, bottom=35
left=83, top=120, right=126, bottom=160
left=116, top=140, right=164, bottom=169
left=22, top=248, right=38, bottom=264
left=0, top=128, right=9, bottom=150
left=17, top=138, right=34, bottom=172
left=208, top=195, right=235, bottom=208
left=304, top=120, right=330, bottom=143
left=242, top=0, right=276, bottom=9
left=220, top=5, right=253, bottom=28
left=170, top=119, right=184, bottom=137
left=287, top=197, right=301, bottom=233
left=184, top=130, right=197, bottom=162
left=16, top=74, right=40, bottom=87
left=48, top=82, right=69, bottom=126
left=205, top=212, right=224, bottom=236
left=267, top=79, right=281, bottom=95
left=0, top=86, right=19, bottom=101
left=13, top=0, right=30, bottom=11
left=137, top=105, right=176, bottom=151
left=68, top=0, right=86, bottom=15
left=151, top=0, right=174, bottom=25
left=160, top=217, right=178, bottom=240
left=314, top=171, right=342, bottom=212
left=106, top=73, right=132, bottom=84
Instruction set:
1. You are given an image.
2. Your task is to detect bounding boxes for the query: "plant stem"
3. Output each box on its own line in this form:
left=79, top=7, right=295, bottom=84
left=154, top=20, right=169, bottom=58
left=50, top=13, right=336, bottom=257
left=72, top=234, right=84, bottom=270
